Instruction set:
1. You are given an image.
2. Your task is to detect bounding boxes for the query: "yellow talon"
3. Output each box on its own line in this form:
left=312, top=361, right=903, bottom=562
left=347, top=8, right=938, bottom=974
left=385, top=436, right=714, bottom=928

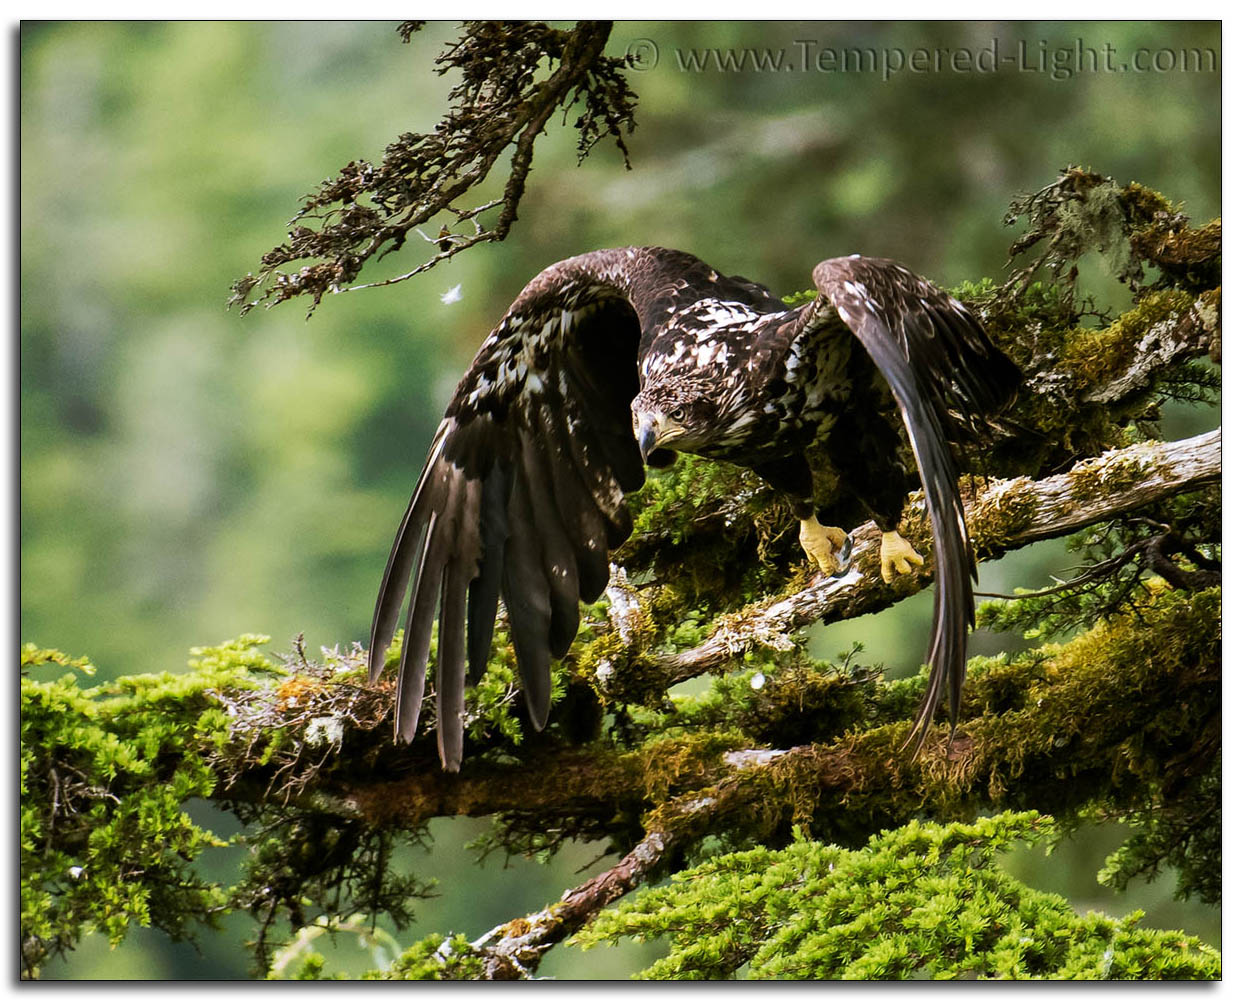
left=880, top=530, right=925, bottom=583
left=799, top=517, right=850, bottom=575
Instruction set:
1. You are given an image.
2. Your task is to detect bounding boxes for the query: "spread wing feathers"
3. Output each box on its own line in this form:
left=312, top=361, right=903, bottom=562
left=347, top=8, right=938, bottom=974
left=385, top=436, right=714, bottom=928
left=810, top=256, right=1016, bottom=748
left=368, top=260, right=656, bottom=770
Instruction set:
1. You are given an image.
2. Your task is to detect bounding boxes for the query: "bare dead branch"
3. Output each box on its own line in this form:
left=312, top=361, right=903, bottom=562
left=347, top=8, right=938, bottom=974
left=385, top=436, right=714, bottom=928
left=462, top=810, right=691, bottom=978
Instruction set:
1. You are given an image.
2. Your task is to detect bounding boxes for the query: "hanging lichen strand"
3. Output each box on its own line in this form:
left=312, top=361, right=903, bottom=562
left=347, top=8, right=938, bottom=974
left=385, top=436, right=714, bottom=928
left=228, top=21, right=637, bottom=316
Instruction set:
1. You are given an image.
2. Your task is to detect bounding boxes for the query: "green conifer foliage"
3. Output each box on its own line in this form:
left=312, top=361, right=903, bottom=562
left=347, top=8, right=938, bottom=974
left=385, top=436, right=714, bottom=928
left=574, top=814, right=1221, bottom=980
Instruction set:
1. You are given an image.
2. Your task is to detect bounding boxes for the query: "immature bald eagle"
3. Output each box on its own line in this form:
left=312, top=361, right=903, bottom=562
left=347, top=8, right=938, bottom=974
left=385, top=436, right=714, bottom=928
left=369, top=248, right=1021, bottom=769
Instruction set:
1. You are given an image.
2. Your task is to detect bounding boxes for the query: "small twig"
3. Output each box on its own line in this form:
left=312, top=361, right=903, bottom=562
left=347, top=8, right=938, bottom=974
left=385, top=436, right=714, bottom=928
left=44, top=768, right=60, bottom=855
left=344, top=229, right=499, bottom=293
left=972, top=539, right=1149, bottom=600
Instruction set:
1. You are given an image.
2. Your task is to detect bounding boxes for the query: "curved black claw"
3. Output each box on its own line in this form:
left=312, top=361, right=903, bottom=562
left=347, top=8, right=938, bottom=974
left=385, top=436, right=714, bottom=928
left=831, top=531, right=854, bottom=578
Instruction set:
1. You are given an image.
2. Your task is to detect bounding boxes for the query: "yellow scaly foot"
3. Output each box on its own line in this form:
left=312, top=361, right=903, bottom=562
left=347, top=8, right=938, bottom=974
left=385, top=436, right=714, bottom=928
left=880, top=530, right=925, bottom=583
left=799, top=517, right=852, bottom=576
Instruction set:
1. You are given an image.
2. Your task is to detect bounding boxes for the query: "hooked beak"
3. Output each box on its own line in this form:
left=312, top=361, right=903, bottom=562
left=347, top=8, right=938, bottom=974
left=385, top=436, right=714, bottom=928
left=636, top=415, right=660, bottom=464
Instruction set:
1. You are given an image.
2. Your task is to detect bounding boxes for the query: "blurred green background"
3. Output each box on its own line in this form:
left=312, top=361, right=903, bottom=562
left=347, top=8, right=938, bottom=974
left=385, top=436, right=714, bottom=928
left=21, top=20, right=1220, bottom=979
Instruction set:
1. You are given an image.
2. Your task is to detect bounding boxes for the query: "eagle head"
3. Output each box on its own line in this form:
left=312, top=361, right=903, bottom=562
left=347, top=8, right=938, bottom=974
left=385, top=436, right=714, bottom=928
left=631, top=376, right=735, bottom=463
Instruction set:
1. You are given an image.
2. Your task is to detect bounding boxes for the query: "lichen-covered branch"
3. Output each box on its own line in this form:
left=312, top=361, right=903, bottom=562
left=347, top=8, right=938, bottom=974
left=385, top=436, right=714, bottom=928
left=1000, top=166, right=1220, bottom=302
left=192, top=425, right=1217, bottom=841
left=616, top=428, right=1219, bottom=694
left=306, top=428, right=1217, bottom=828
left=1000, top=427, right=1219, bottom=542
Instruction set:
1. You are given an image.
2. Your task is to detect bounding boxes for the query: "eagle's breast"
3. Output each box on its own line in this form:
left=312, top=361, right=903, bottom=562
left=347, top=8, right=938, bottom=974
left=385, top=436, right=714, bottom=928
left=777, top=320, right=855, bottom=445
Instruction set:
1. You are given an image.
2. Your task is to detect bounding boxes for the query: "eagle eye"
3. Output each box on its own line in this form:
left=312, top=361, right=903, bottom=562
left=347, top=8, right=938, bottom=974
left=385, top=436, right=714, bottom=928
left=669, top=406, right=687, bottom=422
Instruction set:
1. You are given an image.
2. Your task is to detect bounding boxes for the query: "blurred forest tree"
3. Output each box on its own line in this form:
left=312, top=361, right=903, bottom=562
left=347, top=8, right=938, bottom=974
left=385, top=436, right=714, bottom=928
left=20, top=20, right=1220, bottom=979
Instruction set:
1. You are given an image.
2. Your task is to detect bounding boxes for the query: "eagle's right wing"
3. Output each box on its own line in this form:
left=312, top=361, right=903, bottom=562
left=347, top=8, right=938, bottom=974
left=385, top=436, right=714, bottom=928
left=369, top=248, right=710, bottom=770
left=809, top=256, right=1021, bottom=749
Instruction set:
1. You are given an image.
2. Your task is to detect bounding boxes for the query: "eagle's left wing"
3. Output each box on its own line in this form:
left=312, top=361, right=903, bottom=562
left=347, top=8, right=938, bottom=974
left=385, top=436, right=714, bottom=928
left=807, top=256, right=1021, bottom=748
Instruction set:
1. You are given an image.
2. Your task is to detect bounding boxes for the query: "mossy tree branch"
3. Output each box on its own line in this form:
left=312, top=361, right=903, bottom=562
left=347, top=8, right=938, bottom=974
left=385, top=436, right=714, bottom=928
left=296, top=579, right=1220, bottom=979
left=209, top=430, right=1218, bottom=825
left=168, top=428, right=1218, bottom=979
